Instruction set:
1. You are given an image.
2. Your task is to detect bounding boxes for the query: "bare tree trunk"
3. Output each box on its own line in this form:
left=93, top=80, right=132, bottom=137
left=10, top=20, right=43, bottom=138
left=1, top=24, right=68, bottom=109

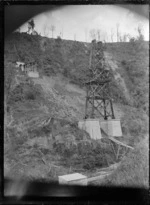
left=111, top=29, right=114, bottom=42
left=116, top=23, right=120, bottom=42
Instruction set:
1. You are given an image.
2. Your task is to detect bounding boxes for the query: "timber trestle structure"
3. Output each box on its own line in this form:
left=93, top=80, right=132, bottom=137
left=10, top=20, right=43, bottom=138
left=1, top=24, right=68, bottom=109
left=108, top=137, right=134, bottom=161
left=84, top=40, right=115, bottom=120
left=84, top=40, right=134, bottom=161
left=101, top=137, right=134, bottom=161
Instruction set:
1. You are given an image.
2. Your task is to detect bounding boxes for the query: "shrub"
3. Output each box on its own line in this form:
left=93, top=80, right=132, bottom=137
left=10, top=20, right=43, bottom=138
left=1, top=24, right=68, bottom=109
left=129, top=37, right=136, bottom=43
left=8, top=85, right=24, bottom=104
left=25, top=91, right=36, bottom=100
left=111, top=80, right=129, bottom=105
left=63, top=147, right=73, bottom=158
left=121, top=55, right=148, bottom=111
left=121, top=107, right=148, bottom=144
left=121, top=60, right=127, bottom=66
left=56, top=36, right=62, bottom=41
left=8, top=82, right=42, bottom=105
left=6, top=126, right=28, bottom=158
left=5, top=62, right=17, bottom=104
left=83, top=156, right=95, bottom=170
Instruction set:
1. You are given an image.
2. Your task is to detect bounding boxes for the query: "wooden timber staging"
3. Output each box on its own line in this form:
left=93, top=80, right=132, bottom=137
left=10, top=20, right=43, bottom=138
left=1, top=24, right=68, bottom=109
left=109, top=137, right=134, bottom=149
left=87, top=139, right=134, bottom=183
left=108, top=137, right=134, bottom=161
left=84, top=40, right=115, bottom=120
left=82, top=39, right=134, bottom=161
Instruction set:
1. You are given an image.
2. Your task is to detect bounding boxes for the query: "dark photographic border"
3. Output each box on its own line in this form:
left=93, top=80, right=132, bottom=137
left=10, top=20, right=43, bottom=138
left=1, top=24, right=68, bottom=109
left=1, top=1, right=149, bottom=204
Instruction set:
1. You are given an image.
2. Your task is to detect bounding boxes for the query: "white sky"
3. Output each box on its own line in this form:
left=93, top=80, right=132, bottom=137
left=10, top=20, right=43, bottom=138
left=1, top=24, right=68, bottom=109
left=20, top=5, right=149, bottom=42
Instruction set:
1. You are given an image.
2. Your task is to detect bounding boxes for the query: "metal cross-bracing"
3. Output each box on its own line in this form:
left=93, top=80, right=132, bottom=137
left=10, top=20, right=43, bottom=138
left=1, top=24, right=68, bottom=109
left=84, top=40, right=115, bottom=120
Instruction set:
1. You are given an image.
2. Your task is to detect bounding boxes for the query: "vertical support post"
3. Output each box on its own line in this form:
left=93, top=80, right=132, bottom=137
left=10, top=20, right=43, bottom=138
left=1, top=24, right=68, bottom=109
left=103, top=99, right=107, bottom=120
left=84, top=40, right=116, bottom=121
left=110, top=99, right=115, bottom=119
left=110, top=141, right=117, bottom=159
left=91, top=84, right=94, bottom=118
left=89, top=47, right=93, bottom=70
left=85, top=86, right=88, bottom=119
left=116, top=144, right=121, bottom=160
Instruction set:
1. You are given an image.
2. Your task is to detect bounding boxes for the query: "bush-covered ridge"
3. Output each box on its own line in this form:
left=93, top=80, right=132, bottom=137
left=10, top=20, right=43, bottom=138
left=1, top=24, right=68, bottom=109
left=5, top=33, right=149, bottom=111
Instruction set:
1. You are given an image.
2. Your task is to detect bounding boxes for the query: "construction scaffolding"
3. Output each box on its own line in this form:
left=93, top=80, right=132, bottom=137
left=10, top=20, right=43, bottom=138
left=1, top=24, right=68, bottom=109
left=84, top=40, right=115, bottom=120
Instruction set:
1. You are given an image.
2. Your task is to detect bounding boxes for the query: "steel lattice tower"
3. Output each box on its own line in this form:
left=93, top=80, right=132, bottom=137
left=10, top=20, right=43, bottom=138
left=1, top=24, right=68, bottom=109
left=84, top=40, right=115, bottom=120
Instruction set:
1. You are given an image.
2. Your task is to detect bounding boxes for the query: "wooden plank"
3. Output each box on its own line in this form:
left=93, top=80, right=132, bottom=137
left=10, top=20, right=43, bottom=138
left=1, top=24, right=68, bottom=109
left=85, top=88, right=88, bottom=117
left=88, top=163, right=120, bottom=183
left=88, top=172, right=110, bottom=182
left=86, top=96, right=110, bottom=100
left=116, top=144, right=121, bottom=160
left=85, top=80, right=110, bottom=85
left=110, top=141, right=117, bottom=158
left=95, top=163, right=120, bottom=172
left=109, top=137, right=134, bottom=149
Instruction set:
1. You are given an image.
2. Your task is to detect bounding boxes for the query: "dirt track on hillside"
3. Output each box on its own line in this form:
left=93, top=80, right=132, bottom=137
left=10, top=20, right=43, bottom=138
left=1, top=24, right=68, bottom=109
left=104, top=52, right=131, bottom=102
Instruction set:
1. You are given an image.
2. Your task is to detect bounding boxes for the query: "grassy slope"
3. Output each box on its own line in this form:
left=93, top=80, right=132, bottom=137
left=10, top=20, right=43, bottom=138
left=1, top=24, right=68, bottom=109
left=105, top=42, right=149, bottom=112
left=104, top=42, right=149, bottom=145
left=92, top=135, right=149, bottom=188
left=4, top=33, right=149, bottom=184
left=96, top=42, right=149, bottom=188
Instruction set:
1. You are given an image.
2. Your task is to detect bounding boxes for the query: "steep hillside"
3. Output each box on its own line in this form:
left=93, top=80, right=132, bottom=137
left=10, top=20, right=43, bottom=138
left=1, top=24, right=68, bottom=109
left=4, top=33, right=149, bottom=184
left=105, top=42, right=149, bottom=113
left=5, top=33, right=90, bottom=84
left=5, top=33, right=148, bottom=111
